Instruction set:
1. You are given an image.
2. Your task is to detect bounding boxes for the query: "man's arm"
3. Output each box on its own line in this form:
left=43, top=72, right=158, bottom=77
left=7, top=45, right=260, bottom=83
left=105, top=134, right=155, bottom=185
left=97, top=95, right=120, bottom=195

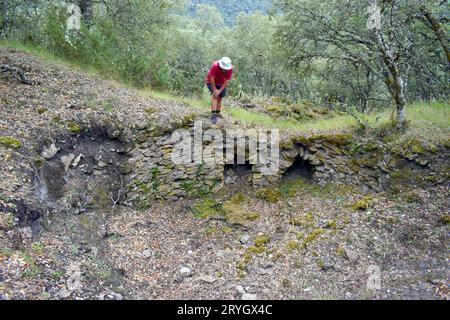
left=210, top=76, right=220, bottom=97
left=218, top=79, right=229, bottom=94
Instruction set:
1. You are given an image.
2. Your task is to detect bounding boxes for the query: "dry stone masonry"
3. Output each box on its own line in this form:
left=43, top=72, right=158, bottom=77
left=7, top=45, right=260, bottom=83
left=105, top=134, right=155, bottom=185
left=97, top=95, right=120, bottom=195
left=126, top=121, right=448, bottom=206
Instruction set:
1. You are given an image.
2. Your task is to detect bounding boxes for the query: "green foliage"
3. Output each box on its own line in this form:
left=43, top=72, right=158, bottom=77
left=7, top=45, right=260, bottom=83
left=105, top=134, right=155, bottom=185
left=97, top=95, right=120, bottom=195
left=187, top=0, right=271, bottom=25
left=190, top=198, right=221, bottom=218
left=1, top=0, right=447, bottom=120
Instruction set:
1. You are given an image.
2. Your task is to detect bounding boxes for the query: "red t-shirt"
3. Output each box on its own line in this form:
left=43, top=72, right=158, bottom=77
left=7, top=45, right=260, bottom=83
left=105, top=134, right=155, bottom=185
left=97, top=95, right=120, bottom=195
left=205, top=61, right=233, bottom=86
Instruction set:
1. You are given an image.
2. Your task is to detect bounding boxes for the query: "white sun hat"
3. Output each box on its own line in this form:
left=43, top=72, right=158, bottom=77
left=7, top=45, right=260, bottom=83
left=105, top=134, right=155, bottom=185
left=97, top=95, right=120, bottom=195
left=218, top=57, right=232, bottom=70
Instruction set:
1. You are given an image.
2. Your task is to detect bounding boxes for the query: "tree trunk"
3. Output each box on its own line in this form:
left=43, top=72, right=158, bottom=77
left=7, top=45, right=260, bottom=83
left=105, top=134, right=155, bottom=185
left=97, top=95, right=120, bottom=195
left=373, top=29, right=407, bottom=129
left=421, top=8, right=450, bottom=67
left=0, top=0, right=8, bottom=37
left=392, top=75, right=406, bottom=129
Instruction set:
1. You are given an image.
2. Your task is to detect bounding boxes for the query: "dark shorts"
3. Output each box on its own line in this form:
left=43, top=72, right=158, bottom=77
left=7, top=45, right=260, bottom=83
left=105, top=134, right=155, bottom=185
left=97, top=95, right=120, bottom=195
left=207, top=83, right=227, bottom=98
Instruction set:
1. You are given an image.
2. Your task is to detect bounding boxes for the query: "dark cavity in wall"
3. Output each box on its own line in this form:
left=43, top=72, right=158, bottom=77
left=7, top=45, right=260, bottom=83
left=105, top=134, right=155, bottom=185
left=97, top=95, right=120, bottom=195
left=283, top=156, right=314, bottom=180
left=36, top=134, right=131, bottom=215
left=224, top=161, right=253, bottom=185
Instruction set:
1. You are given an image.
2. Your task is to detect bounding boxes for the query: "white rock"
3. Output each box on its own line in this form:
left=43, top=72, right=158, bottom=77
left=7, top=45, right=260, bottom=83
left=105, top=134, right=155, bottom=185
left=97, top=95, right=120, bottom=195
left=242, top=293, right=257, bottom=300
left=57, top=287, right=71, bottom=299
left=142, top=249, right=153, bottom=258
left=199, top=275, right=217, bottom=283
left=235, top=285, right=245, bottom=294
left=66, top=263, right=82, bottom=291
left=240, top=234, right=250, bottom=244
left=97, top=160, right=107, bottom=168
left=19, top=227, right=33, bottom=240
left=61, top=154, right=75, bottom=171
left=180, top=267, right=191, bottom=274
left=71, top=153, right=83, bottom=167
left=344, top=246, right=358, bottom=262
left=41, top=143, right=60, bottom=159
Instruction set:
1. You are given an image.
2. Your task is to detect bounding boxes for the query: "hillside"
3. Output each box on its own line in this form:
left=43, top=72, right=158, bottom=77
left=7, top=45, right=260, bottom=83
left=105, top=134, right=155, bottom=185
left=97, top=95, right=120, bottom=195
left=186, top=0, right=271, bottom=24
left=0, top=48, right=449, bottom=300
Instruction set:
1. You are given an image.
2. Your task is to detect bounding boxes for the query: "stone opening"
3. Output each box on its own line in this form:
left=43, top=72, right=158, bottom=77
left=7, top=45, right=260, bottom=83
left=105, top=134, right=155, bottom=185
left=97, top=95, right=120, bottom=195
left=36, top=134, right=130, bottom=215
left=224, top=162, right=253, bottom=185
left=282, top=155, right=314, bottom=180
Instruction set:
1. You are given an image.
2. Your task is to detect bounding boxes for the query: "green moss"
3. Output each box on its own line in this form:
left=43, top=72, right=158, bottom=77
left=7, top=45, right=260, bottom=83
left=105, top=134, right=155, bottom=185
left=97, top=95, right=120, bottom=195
left=297, top=133, right=352, bottom=146
left=51, top=270, right=65, bottom=279
left=439, top=215, right=450, bottom=225
left=350, top=196, right=373, bottom=211
left=323, top=220, right=337, bottom=230
left=361, top=142, right=378, bottom=152
left=444, top=139, right=450, bottom=149
left=406, top=139, right=426, bottom=155
left=52, top=115, right=62, bottom=123
left=255, top=233, right=269, bottom=247
left=37, top=107, right=48, bottom=114
left=389, top=169, right=411, bottom=181
left=34, top=158, right=45, bottom=168
left=286, top=240, right=300, bottom=252
left=352, top=153, right=381, bottom=168
left=247, top=245, right=266, bottom=254
left=0, top=136, right=21, bottom=149
left=396, top=138, right=438, bottom=158
left=20, top=251, right=42, bottom=278
left=181, top=113, right=197, bottom=125
left=302, top=228, right=324, bottom=248
left=0, top=213, right=15, bottom=230
left=222, top=202, right=260, bottom=224
left=289, top=212, right=314, bottom=228
left=180, top=181, right=194, bottom=191
left=386, top=216, right=400, bottom=224
left=266, top=105, right=284, bottom=113
left=190, top=198, right=221, bottom=218
left=336, top=245, right=346, bottom=257
left=31, top=242, right=44, bottom=254
left=145, top=107, right=157, bottom=114
left=279, top=139, right=295, bottom=149
left=404, top=192, right=423, bottom=204
left=206, top=224, right=233, bottom=236
left=237, top=233, right=270, bottom=271
left=316, top=259, right=325, bottom=269
left=229, top=192, right=245, bottom=205
left=67, top=121, right=82, bottom=134
left=256, top=187, right=282, bottom=203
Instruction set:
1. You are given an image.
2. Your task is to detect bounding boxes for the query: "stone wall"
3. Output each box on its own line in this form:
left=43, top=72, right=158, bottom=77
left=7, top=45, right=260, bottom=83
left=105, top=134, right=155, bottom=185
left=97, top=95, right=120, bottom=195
left=126, top=125, right=449, bottom=206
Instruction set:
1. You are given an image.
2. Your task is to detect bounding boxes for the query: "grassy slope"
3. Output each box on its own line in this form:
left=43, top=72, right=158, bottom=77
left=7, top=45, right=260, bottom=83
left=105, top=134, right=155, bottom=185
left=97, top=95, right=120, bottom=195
left=2, top=40, right=449, bottom=143
left=228, top=102, right=449, bottom=140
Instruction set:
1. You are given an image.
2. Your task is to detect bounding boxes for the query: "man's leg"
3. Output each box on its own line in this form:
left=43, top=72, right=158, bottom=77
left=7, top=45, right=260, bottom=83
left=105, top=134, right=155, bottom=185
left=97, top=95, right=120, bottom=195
left=217, top=97, right=222, bottom=112
left=211, top=95, right=219, bottom=124
left=211, top=95, right=218, bottom=112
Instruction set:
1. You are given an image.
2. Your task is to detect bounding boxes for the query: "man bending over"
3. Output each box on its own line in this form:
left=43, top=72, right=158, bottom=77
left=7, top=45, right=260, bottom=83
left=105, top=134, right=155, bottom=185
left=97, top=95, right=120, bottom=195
left=205, top=57, right=234, bottom=124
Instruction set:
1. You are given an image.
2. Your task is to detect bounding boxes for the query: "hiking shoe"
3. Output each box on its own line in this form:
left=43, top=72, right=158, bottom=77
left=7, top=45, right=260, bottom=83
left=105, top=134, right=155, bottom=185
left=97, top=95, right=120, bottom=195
left=211, top=113, right=218, bottom=124
left=217, top=113, right=223, bottom=119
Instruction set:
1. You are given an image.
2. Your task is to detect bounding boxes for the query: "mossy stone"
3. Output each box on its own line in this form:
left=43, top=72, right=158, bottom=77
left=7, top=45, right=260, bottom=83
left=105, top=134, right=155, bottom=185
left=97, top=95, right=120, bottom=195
left=67, top=122, right=82, bottom=134
left=0, top=136, right=21, bottom=149
left=302, top=228, right=324, bottom=248
left=256, top=187, right=282, bottom=203
left=350, top=196, right=373, bottom=211
left=255, top=233, right=269, bottom=247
